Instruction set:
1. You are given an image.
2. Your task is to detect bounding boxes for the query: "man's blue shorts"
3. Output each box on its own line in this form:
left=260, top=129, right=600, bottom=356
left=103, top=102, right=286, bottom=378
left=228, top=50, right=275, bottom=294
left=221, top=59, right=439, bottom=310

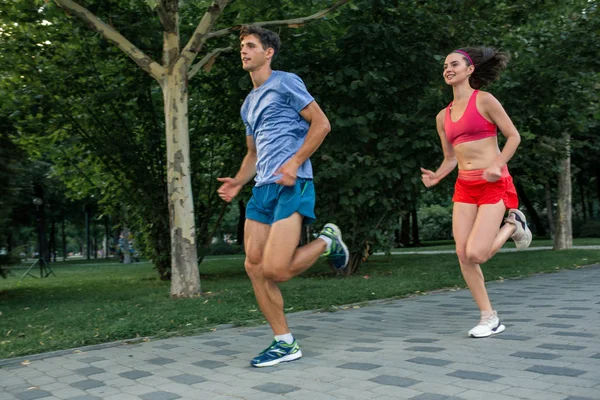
left=246, top=178, right=316, bottom=225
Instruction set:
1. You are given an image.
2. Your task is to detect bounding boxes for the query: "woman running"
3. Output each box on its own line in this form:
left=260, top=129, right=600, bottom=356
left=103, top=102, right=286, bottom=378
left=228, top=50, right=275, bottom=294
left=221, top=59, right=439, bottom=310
left=420, top=47, right=532, bottom=338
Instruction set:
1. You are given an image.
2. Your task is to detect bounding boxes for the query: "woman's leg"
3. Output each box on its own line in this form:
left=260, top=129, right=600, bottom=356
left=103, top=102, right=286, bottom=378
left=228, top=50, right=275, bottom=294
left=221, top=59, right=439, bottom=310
left=453, top=202, right=492, bottom=312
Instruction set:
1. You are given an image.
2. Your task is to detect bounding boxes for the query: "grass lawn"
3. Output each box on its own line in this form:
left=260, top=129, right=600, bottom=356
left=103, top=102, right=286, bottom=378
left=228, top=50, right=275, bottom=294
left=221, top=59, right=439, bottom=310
left=1, top=243, right=599, bottom=359
left=391, top=237, right=600, bottom=252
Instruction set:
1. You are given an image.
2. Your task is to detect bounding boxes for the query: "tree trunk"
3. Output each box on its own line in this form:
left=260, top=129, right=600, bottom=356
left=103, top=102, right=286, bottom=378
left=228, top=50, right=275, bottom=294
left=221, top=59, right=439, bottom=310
left=515, top=181, right=546, bottom=236
left=554, top=134, right=572, bottom=250
left=400, top=212, right=410, bottom=247
left=104, top=216, right=109, bottom=259
left=164, top=71, right=201, bottom=297
left=344, top=251, right=363, bottom=276
left=579, top=179, right=587, bottom=221
left=411, top=206, right=420, bottom=246
left=34, top=184, right=50, bottom=263
left=545, top=182, right=555, bottom=239
left=85, top=205, right=91, bottom=260
left=122, top=225, right=132, bottom=265
left=596, top=167, right=600, bottom=210
left=49, top=219, right=56, bottom=263
left=62, top=215, right=67, bottom=261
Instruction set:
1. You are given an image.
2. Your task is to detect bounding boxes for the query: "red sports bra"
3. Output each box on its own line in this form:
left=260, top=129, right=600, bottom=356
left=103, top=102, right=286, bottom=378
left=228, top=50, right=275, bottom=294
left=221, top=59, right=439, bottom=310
left=444, top=90, right=497, bottom=146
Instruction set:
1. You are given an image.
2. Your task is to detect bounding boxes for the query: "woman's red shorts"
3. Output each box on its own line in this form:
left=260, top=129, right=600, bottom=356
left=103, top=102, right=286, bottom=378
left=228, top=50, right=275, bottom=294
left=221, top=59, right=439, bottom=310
left=452, top=166, right=519, bottom=209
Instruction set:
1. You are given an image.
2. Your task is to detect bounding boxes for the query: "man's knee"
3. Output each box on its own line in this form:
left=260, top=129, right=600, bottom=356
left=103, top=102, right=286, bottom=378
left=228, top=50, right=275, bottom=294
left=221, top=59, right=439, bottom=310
left=262, top=264, right=293, bottom=283
left=244, top=256, right=263, bottom=279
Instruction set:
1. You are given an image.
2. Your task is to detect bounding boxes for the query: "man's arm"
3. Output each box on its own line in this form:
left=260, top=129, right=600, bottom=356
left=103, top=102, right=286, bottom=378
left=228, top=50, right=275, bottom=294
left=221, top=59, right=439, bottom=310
left=234, top=136, right=258, bottom=186
left=217, top=136, right=257, bottom=203
left=275, top=100, right=331, bottom=185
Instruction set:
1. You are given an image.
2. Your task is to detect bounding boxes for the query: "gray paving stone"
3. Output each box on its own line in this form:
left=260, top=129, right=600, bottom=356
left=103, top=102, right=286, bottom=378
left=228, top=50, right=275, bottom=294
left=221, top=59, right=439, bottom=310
left=412, top=394, right=460, bottom=400
left=351, top=338, right=382, bottom=343
left=405, top=346, right=446, bottom=352
left=241, top=331, right=267, bottom=337
left=119, top=370, right=153, bottom=380
left=15, top=390, right=52, bottom=400
left=404, top=338, right=439, bottom=343
left=564, top=397, right=597, bottom=400
left=538, top=344, right=586, bottom=351
left=526, top=365, right=586, bottom=377
left=70, top=380, right=105, bottom=390
left=360, top=316, right=385, bottom=322
left=191, top=360, right=226, bottom=369
left=154, top=344, right=181, bottom=350
left=369, top=374, right=420, bottom=387
left=537, top=323, right=576, bottom=328
left=358, top=327, right=383, bottom=332
left=591, top=353, right=600, bottom=359
left=72, top=367, right=104, bottom=377
left=76, top=357, right=106, bottom=364
left=510, top=351, right=560, bottom=360
left=548, top=314, right=585, bottom=319
left=552, top=331, right=596, bottom=338
left=140, top=392, right=181, bottom=400
left=293, top=325, right=317, bottom=330
left=252, top=383, right=300, bottom=394
left=345, top=347, right=383, bottom=352
left=447, top=370, right=502, bottom=382
left=337, top=362, right=381, bottom=371
left=147, top=357, right=176, bottom=366
left=168, top=374, right=206, bottom=385
left=408, top=357, right=453, bottom=367
left=212, top=349, right=238, bottom=356
left=64, top=396, right=101, bottom=400
left=491, top=334, right=532, bottom=341
left=201, top=340, right=229, bottom=347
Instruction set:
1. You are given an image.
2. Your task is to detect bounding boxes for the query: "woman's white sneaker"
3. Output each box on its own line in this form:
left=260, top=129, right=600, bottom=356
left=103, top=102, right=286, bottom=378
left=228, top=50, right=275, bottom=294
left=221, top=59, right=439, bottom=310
left=468, top=310, right=506, bottom=338
left=505, top=209, right=532, bottom=250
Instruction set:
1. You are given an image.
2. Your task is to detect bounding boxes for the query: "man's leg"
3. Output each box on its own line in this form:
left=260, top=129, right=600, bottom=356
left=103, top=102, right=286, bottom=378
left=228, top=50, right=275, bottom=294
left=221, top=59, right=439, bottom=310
left=261, top=213, right=328, bottom=282
left=244, top=217, right=304, bottom=367
left=244, top=218, right=287, bottom=335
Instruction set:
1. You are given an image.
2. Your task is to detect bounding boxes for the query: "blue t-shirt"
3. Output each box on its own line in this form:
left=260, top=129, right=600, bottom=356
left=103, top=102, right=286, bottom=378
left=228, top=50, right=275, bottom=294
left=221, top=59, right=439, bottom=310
left=241, top=71, right=315, bottom=186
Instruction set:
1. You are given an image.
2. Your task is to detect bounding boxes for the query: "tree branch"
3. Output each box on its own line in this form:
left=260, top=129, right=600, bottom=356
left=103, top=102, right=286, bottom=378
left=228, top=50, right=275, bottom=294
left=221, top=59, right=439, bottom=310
left=156, top=0, right=177, bottom=33
left=53, top=0, right=166, bottom=81
left=206, top=0, right=351, bottom=40
left=180, top=0, right=230, bottom=65
left=188, top=46, right=232, bottom=79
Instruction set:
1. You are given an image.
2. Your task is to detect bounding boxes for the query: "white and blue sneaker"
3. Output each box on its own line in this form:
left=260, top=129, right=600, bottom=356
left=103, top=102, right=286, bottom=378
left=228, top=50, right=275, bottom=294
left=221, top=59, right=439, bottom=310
left=469, top=310, right=506, bottom=338
left=319, top=223, right=350, bottom=271
left=250, top=339, right=302, bottom=367
left=505, top=209, right=532, bottom=250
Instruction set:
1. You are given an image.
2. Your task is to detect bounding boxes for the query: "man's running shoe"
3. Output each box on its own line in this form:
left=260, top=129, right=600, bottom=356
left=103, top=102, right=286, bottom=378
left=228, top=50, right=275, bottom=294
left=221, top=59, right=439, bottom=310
left=319, top=223, right=350, bottom=271
left=468, top=310, right=506, bottom=338
left=505, top=209, right=532, bottom=250
left=250, top=339, right=302, bottom=368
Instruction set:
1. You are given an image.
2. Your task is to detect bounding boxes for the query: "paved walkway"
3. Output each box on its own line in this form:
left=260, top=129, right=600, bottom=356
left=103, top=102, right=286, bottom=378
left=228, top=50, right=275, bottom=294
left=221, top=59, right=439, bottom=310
left=2, top=265, right=600, bottom=400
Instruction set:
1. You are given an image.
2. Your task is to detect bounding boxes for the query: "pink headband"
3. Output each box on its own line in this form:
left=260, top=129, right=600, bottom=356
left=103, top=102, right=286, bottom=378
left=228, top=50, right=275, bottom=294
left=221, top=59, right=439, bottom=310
left=454, top=50, right=474, bottom=67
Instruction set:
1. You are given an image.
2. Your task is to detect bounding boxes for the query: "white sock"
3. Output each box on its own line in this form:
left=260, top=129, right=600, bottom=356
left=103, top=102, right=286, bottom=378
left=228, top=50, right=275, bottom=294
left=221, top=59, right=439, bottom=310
left=318, top=235, right=333, bottom=251
left=275, top=333, right=294, bottom=344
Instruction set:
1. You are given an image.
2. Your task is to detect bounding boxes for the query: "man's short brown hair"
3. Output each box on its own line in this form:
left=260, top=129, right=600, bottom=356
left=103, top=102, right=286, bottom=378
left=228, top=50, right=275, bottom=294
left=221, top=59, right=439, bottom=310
left=239, top=25, right=281, bottom=57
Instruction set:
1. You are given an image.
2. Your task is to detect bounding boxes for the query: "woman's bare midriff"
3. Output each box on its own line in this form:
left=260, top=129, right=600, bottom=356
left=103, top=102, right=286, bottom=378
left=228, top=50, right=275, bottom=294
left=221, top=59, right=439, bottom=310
left=453, top=136, right=501, bottom=170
